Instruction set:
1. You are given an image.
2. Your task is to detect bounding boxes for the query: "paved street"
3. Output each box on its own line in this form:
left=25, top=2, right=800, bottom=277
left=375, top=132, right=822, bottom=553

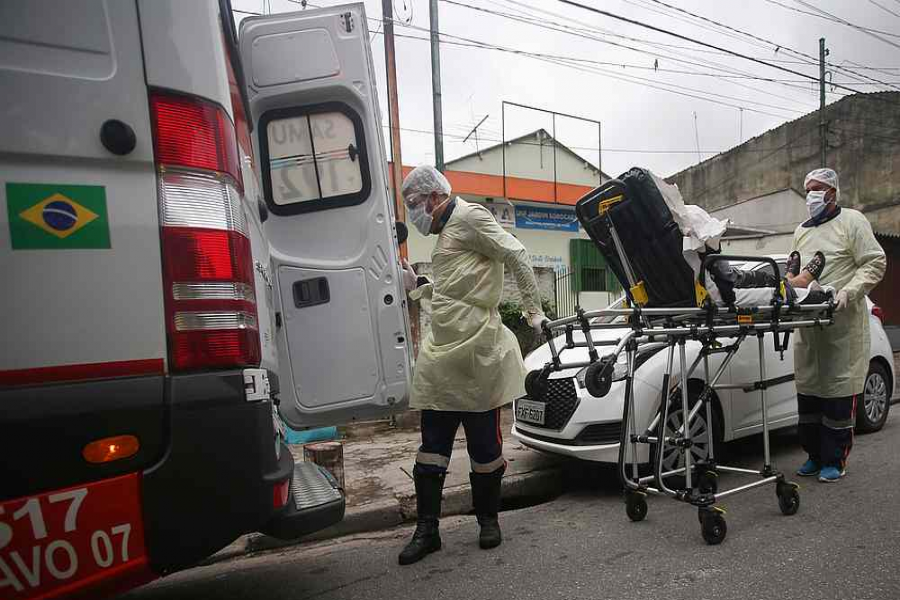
left=126, top=413, right=899, bottom=600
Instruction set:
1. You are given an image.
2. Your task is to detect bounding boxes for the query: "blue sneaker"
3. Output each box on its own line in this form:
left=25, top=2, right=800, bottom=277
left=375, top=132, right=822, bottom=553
left=796, top=459, right=821, bottom=477
left=818, top=466, right=846, bottom=483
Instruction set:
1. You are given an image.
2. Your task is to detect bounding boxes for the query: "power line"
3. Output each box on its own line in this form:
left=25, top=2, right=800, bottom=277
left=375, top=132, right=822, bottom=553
left=631, top=0, right=900, bottom=92
left=488, top=0, right=837, bottom=101
left=791, top=0, right=900, bottom=51
left=441, top=0, right=824, bottom=89
left=440, top=0, right=829, bottom=107
left=558, top=0, right=900, bottom=101
left=478, top=0, right=900, bottom=104
left=600, top=0, right=900, bottom=93
left=384, top=20, right=804, bottom=118
left=381, top=123, right=829, bottom=155
left=464, top=0, right=900, bottom=94
left=760, top=0, right=900, bottom=38
left=868, top=0, right=900, bottom=19
left=382, top=25, right=813, bottom=113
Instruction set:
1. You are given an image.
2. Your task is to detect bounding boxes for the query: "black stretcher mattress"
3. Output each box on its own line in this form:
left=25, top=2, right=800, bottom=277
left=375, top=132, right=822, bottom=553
left=575, top=167, right=697, bottom=308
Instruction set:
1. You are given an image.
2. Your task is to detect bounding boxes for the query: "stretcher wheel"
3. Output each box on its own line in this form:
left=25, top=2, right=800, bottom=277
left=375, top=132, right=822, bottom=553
left=700, top=511, right=727, bottom=545
left=776, top=482, right=800, bottom=516
left=524, top=370, right=547, bottom=399
left=698, top=470, right=719, bottom=495
left=584, top=356, right=614, bottom=398
left=625, top=492, right=648, bottom=522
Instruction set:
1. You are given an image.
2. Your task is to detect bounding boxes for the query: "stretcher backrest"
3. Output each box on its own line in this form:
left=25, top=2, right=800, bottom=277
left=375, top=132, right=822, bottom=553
left=575, top=168, right=697, bottom=308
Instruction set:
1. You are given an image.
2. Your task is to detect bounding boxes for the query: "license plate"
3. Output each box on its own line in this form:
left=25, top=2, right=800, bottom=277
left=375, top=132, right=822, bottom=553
left=0, top=474, right=147, bottom=600
left=516, top=399, right=546, bottom=426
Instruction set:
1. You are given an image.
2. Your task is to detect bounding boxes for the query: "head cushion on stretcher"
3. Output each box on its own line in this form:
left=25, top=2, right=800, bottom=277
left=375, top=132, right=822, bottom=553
left=575, top=167, right=698, bottom=308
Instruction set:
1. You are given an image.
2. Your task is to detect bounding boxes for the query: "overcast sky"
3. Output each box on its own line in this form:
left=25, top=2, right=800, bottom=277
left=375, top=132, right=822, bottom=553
left=233, top=0, right=900, bottom=178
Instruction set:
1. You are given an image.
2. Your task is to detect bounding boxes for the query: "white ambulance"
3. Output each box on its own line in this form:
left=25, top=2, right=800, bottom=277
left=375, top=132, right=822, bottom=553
left=0, top=2, right=412, bottom=598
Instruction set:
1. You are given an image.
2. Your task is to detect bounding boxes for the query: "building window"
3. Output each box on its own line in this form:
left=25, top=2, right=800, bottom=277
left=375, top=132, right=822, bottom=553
left=569, top=238, right=620, bottom=294
left=581, top=267, right=608, bottom=292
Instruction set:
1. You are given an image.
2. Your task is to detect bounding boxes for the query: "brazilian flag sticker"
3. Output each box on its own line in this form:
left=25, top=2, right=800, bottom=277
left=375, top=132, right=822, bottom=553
left=6, top=183, right=111, bottom=250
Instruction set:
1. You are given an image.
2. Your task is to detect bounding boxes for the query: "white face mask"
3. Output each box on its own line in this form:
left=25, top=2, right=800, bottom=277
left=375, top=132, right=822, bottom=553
left=408, top=201, right=433, bottom=236
left=407, top=195, right=449, bottom=236
left=806, top=190, right=828, bottom=220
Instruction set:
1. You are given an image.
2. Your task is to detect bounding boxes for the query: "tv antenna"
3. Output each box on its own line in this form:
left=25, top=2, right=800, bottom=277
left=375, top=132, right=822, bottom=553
left=463, top=114, right=490, bottom=155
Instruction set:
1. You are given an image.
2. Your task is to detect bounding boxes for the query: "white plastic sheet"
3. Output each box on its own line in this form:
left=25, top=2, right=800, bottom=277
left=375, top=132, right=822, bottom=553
left=647, top=171, right=728, bottom=278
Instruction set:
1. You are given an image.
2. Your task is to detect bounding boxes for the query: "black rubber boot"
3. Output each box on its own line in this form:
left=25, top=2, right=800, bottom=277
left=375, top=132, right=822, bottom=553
left=398, top=468, right=445, bottom=566
left=470, top=468, right=504, bottom=550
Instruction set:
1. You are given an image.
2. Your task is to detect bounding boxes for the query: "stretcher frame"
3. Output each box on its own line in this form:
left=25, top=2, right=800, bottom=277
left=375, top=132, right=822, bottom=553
left=530, top=254, right=835, bottom=545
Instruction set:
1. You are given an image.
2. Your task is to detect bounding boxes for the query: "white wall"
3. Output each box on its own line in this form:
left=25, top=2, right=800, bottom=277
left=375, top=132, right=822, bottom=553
left=448, top=131, right=603, bottom=187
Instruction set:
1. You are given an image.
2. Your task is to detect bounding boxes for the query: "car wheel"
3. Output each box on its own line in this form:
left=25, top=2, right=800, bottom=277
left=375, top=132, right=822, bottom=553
left=650, top=386, right=723, bottom=489
left=857, top=362, right=891, bottom=433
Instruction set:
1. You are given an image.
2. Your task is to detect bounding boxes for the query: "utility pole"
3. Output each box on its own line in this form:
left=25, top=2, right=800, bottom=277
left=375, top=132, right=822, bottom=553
left=382, top=0, right=406, bottom=255
left=819, top=37, right=828, bottom=167
left=429, top=0, right=445, bottom=172
left=382, top=0, right=419, bottom=354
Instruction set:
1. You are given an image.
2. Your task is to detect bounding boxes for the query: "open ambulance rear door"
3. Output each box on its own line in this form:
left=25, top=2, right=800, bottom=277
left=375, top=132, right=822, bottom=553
left=238, top=4, right=413, bottom=429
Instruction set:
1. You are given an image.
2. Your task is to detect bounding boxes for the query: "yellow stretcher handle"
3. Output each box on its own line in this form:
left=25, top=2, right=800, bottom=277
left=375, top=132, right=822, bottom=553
left=630, top=281, right=648, bottom=306
left=695, top=281, right=709, bottom=307
left=598, top=194, right=625, bottom=215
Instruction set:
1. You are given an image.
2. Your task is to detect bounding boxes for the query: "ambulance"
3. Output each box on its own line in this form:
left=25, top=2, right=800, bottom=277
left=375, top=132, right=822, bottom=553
left=0, top=2, right=412, bottom=598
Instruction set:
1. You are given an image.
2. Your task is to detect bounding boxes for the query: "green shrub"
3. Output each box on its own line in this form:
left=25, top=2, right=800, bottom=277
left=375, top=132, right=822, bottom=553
left=499, top=299, right=557, bottom=357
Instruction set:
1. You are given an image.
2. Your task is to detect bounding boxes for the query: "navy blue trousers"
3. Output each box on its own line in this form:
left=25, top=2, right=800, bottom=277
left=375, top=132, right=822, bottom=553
left=797, top=393, right=857, bottom=469
left=415, top=408, right=505, bottom=475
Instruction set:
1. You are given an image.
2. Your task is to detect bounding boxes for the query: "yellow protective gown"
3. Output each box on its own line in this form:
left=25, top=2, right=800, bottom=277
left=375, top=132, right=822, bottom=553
left=409, top=199, right=544, bottom=412
left=792, top=208, right=886, bottom=398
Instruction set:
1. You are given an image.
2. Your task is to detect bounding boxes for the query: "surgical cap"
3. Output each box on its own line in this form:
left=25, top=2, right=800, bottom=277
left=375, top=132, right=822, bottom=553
left=804, top=168, right=840, bottom=202
left=401, top=165, right=451, bottom=205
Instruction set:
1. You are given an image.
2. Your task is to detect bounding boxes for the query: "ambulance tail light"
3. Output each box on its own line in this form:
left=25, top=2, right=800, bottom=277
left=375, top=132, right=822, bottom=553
left=872, top=304, right=885, bottom=324
left=151, top=91, right=259, bottom=372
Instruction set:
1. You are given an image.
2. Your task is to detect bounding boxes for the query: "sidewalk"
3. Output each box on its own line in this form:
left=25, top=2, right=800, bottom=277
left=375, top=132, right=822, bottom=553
left=207, top=408, right=565, bottom=563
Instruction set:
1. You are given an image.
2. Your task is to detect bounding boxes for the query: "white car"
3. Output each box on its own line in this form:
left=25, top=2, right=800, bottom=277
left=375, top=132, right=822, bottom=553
left=512, top=256, right=894, bottom=469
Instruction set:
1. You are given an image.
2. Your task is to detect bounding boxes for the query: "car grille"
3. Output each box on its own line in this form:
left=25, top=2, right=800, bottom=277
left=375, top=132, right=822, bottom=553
left=575, top=422, right=623, bottom=445
left=515, top=421, right=622, bottom=447
left=518, top=378, right=579, bottom=430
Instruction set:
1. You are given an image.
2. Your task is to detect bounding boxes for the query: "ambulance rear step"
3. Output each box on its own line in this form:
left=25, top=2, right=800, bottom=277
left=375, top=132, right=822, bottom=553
left=262, top=462, right=345, bottom=540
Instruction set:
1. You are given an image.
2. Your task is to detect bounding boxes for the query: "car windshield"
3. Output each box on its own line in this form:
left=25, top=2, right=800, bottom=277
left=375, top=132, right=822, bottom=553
left=591, top=296, right=627, bottom=324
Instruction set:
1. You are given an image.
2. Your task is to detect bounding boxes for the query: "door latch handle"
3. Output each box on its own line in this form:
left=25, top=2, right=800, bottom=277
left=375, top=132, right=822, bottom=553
left=293, top=277, right=330, bottom=308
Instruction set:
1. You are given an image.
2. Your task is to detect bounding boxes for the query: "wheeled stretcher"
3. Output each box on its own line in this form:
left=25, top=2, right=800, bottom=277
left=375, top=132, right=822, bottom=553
left=526, top=168, right=835, bottom=544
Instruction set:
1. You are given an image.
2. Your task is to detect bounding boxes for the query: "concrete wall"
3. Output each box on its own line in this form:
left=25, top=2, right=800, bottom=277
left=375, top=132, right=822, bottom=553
left=669, top=92, right=900, bottom=234
left=710, top=189, right=807, bottom=235
left=449, top=130, right=603, bottom=187
left=718, top=233, right=794, bottom=257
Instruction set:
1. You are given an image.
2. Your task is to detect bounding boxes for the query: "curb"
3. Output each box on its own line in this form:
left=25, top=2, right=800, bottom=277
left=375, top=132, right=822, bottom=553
left=203, top=465, right=564, bottom=566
